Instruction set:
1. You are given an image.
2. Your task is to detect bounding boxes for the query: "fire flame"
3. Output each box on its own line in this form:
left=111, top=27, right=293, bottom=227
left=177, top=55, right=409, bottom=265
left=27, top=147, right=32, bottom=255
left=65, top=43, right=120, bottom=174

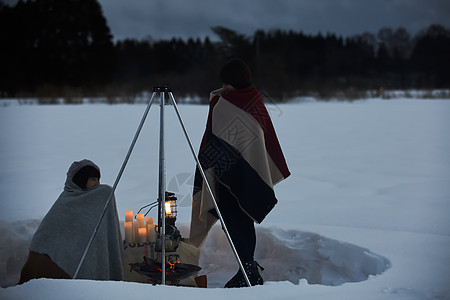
left=167, top=256, right=180, bottom=270
left=155, top=267, right=171, bottom=274
left=168, top=261, right=176, bottom=269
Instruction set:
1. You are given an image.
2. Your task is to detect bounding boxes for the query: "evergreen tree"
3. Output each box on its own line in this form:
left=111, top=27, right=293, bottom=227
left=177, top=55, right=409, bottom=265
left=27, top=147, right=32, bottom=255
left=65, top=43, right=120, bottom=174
left=0, top=0, right=114, bottom=96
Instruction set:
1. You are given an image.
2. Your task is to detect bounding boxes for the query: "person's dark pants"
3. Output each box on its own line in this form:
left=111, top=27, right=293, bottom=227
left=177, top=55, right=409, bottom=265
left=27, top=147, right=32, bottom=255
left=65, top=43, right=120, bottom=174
left=216, top=186, right=256, bottom=262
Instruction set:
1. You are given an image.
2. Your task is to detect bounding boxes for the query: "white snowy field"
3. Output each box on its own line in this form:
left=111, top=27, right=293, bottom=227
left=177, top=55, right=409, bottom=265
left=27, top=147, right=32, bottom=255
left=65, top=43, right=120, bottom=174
left=0, top=98, right=449, bottom=299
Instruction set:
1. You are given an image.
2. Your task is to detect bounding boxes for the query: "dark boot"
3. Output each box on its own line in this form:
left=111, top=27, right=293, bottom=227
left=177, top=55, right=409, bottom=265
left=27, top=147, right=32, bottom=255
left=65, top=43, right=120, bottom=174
left=224, top=261, right=264, bottom=288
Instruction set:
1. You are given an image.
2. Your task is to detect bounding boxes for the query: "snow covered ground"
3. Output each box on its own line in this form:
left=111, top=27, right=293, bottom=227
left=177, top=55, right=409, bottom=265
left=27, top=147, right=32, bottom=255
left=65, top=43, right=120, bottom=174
left=1, top=97, right=449, bottom=299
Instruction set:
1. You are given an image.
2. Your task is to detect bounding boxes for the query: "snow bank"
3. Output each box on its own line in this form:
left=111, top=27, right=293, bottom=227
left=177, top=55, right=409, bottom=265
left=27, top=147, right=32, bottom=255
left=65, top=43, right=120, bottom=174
left=0, top=220, right=389, bottom=288
left=199, top=225, right=390, bottom=287
left=0, top=219, right=41, bottom=287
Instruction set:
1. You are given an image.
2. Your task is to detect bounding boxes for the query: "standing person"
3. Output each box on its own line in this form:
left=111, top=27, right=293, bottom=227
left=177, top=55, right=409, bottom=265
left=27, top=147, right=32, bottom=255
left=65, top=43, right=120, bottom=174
left=19, top=159, right=123, bottom=284
left=189, top=58, right=290, bottom=287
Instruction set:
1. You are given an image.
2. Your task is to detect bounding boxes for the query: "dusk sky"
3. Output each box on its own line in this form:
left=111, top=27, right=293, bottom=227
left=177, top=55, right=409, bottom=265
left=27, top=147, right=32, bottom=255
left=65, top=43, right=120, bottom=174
left=96, top=0, right=450, bottom=41
left=4, top=0, right=450, bottom=41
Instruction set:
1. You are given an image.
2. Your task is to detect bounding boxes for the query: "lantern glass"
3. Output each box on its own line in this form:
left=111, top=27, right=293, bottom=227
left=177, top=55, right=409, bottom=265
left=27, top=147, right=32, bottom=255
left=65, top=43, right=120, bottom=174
left=165, top=200, right=177, bottom=218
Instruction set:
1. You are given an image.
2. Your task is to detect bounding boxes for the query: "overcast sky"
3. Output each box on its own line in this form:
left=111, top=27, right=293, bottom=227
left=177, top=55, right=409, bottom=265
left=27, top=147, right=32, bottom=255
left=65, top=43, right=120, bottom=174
left=5, top=0, right=450, bottom=41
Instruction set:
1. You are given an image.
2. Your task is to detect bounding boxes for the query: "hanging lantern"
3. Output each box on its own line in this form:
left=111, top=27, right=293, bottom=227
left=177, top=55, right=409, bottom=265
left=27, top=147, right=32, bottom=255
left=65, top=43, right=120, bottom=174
left=155, top=192, right=180, bottom=253
left=165, top=194, right=177, bottom=219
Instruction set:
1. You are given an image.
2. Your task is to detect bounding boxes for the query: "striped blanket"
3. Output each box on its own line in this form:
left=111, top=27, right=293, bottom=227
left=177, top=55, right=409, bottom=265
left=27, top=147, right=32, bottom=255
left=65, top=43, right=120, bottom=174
left=189, top=86, right=290, bottom=247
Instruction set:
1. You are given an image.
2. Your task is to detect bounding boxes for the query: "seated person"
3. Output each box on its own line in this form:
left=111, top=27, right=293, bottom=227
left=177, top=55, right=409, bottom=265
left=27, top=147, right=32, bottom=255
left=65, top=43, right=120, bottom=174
left=19, top=159, right=123, bottom=283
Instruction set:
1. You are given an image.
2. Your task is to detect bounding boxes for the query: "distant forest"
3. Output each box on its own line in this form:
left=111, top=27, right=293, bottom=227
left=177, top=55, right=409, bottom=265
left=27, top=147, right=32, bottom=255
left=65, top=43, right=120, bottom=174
left=1, top=0, right=449, bottom=102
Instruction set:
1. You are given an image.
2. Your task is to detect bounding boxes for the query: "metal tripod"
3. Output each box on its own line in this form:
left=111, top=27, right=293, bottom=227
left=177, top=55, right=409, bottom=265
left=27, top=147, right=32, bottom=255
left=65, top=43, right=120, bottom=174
left=73, top=87, right=251, bottom=287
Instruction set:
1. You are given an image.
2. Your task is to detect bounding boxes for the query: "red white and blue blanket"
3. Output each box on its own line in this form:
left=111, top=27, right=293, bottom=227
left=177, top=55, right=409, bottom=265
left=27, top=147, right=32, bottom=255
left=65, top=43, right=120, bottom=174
left=189, top=86, right=290, bottom=247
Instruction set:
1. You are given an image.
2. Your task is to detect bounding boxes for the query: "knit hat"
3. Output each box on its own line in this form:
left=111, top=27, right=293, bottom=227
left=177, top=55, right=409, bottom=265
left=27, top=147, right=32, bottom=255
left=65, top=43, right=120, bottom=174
left=72, top=166, right=101, bottom=189
left=219, top=58, right=252, bottom=89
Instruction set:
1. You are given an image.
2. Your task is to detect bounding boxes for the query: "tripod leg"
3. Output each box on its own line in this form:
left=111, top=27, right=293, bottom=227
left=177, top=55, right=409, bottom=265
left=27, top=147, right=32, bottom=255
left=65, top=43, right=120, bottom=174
left=73, top=91, right=157, bottom=279
left=167, top=92, right=252, bottom=287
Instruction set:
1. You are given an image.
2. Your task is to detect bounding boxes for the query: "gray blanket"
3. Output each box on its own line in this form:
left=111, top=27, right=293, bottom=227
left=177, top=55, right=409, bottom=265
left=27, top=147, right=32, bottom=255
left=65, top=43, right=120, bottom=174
left=30, top=160, right=123, bottom=280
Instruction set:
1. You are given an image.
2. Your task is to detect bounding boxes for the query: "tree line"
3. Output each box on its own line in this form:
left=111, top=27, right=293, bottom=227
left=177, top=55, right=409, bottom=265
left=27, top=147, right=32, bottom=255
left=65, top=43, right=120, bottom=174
left=1, top=0, right=449, bottom=102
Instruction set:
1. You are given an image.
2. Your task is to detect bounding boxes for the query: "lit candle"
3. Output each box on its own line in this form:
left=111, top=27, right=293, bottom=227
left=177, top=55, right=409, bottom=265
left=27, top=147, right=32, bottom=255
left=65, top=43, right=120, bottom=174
left=138, top=227, right=147, bottom=243
left=124, top=221, right=133, bottom=244
left=136, top=213, right=145, bottom=228
left=146, top=217, right=153, bottom=226
left=148, top=224, right=157, bottom=243
left=145, top=217, right=154, bottom=242
left=125, top=210, right=133, bottom=222
left=134, top=221, right=140, bottom=241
